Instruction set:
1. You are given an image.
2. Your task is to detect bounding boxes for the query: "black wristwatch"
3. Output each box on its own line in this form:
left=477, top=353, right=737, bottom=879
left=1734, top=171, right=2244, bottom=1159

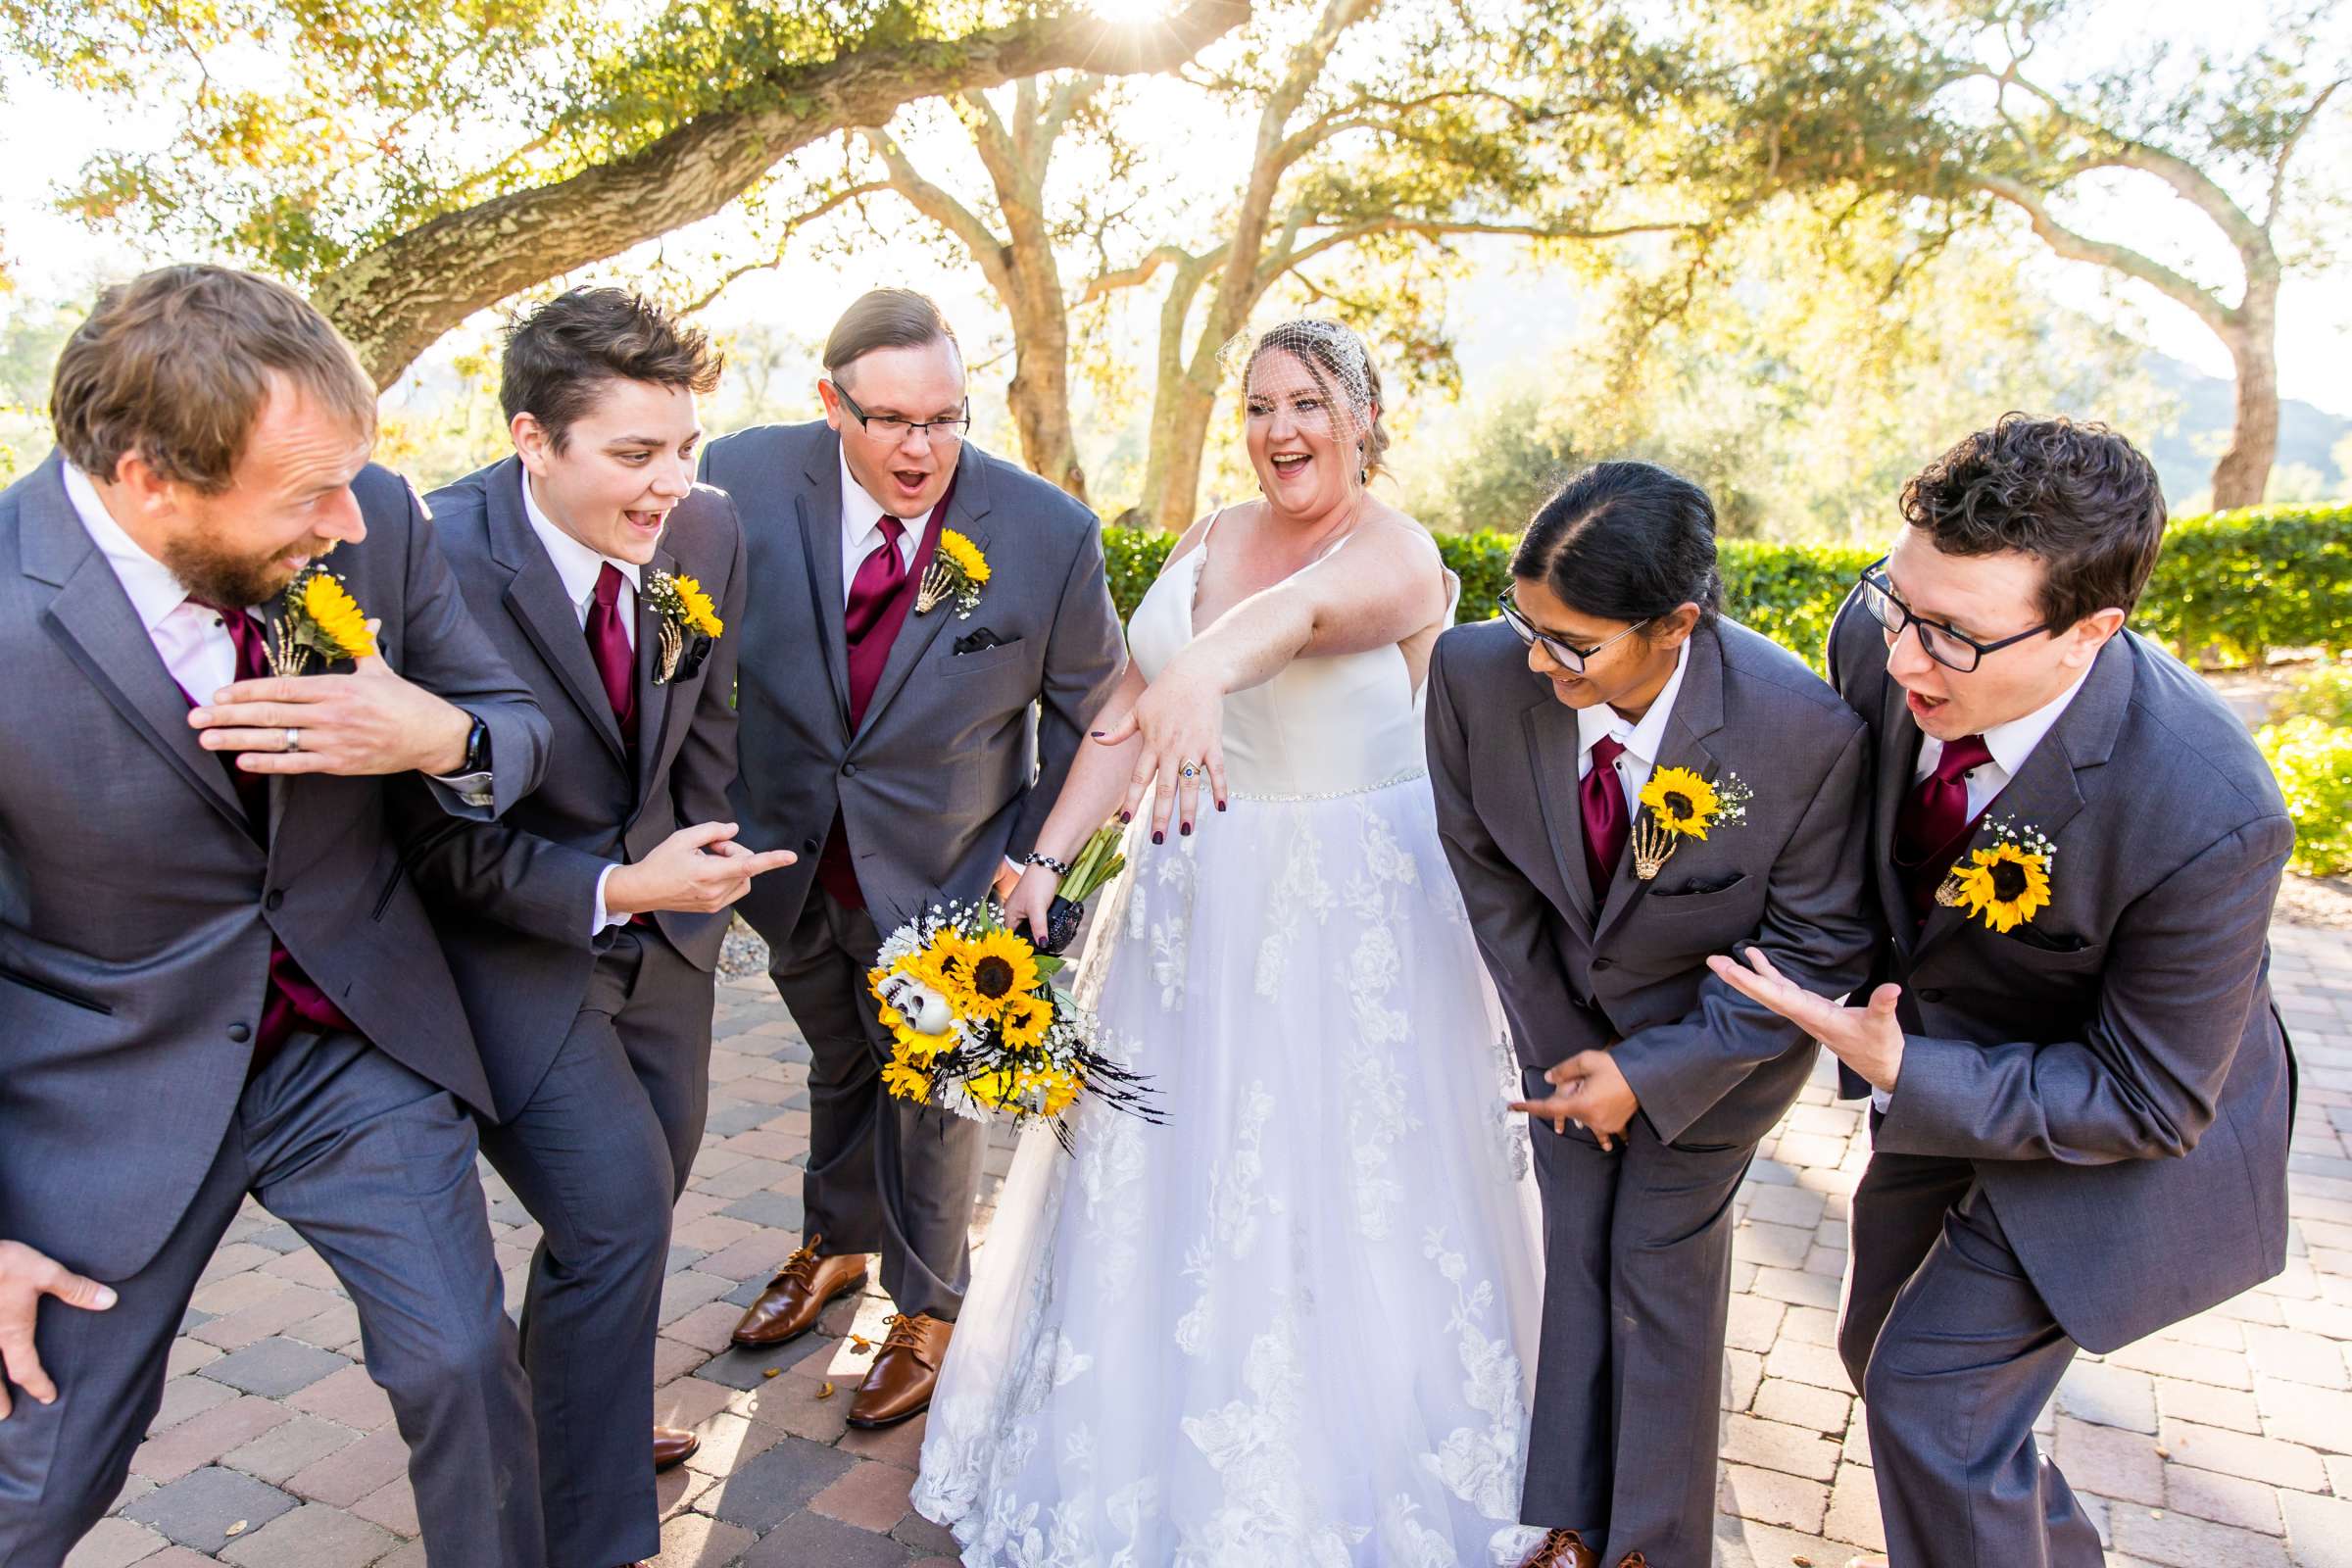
left=460, top=713, right=490, bottom=774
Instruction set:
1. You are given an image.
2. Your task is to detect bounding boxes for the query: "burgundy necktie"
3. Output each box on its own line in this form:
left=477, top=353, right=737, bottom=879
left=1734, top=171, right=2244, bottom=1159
left=188, top=600, right=355, bottom=1067
left=586, top=563, right=637, bottom=750
left=1893, top=732, right=1994, bottom=920
left=1581, top=733, right=1630, bottom=896
left=818, top=518, right=912, bottom=910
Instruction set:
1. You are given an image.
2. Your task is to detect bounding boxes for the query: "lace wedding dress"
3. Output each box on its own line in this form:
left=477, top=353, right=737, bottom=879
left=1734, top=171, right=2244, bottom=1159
left=912, top=520, right=1544, bottom=1566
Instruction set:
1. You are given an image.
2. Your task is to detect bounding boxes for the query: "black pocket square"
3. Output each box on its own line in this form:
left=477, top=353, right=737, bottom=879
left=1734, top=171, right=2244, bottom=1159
left=954, top=628, right=1016, bottom=656
left=2000, top=923, right=2091, bottom=954
left=663, top=632, right=713, bottom=685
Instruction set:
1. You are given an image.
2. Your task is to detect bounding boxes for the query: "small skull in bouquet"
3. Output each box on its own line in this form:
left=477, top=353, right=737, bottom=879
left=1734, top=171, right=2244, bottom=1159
left=867, top=824, right=1153, bottom=1147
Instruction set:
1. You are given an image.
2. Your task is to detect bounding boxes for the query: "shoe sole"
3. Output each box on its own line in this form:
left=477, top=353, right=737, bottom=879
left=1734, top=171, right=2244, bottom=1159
left=844, top=1396, right=931, bottom=1430
left=653, top=1439, right=700, bottom=1473
left=727, top=1272, right=869, bottom=1348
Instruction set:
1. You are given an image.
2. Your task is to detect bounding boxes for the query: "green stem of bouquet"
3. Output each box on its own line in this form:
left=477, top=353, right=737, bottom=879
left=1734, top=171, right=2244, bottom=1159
left=1059, top=821, right=1128, bottom=906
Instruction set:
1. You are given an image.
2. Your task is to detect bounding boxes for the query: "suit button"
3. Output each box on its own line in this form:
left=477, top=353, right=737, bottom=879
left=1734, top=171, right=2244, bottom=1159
left=802, top=837, right=819, bottom=853
left=265, top=890, right=284, bottom=911
left=1917, top=987, right=1945, bottom=1004
left=227, top=1023, right=251, bottom=1043
left=841, top=762, right=858, bottom=777
left=1591, top=956, right=1613, bottom=972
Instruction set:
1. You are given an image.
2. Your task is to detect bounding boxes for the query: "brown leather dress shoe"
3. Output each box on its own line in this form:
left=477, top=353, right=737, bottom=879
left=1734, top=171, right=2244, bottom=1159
left=1519, top=1530, right=1599, bottom=1568
left=729, top=1235, right=868, bottom=1348
left=652, top=1424, right=700, bottom=1472
left=846, top=1312, right=952, bottom=1429
left=1615, top=1554, right=1648, bottom=1568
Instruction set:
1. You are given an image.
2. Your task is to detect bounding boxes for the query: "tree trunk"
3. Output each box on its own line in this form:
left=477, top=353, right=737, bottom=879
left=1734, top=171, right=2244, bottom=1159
left=1151, top=374, right=1225, bottom=531
left=1004, top=298, right=1087, bottom=502
left=2209, top=279, right=2279, bottom=511
left=312, top=1, right=1249, bottom=386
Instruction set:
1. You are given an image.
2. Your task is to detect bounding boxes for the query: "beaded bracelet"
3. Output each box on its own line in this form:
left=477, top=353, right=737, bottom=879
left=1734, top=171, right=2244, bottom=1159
left=1024, top=852, right=1074, bottom=877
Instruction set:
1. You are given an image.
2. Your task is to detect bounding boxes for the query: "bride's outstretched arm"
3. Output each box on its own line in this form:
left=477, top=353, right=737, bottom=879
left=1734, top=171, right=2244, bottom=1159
left=1096, top=521, right=1446, bottom=837
left=1002, top=659, right=1148, bottom=939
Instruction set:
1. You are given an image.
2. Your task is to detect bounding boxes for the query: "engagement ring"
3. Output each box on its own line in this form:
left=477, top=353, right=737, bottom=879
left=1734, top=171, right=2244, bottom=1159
left=1178, top=760, right=1201, bottom=780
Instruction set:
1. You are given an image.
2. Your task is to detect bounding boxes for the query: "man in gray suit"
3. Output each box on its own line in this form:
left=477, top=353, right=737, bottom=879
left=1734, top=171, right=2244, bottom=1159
left=1717, top=415, right=2295, bottom=1568
left=0, top=266, right=551, bottom=1566
left=410, top=289, right=793, bottom=1567
left=700, top=288, right=1124, bottom=1427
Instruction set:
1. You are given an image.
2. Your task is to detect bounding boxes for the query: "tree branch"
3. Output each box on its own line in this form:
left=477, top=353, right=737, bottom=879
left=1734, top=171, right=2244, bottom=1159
left=1970, top=171, right=2235, bottom=334
left=309, top=0, right=1252, bottom=384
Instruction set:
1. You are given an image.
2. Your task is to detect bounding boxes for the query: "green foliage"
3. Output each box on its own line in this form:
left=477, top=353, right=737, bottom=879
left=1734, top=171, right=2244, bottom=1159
left=1098, top=504, right=2352, bottom=673
left=2271, top=660, right=2352, bottom=726
left=2135, top=505, right=2352, bottom=665
left=2256, top=716, right=2352, bottom=876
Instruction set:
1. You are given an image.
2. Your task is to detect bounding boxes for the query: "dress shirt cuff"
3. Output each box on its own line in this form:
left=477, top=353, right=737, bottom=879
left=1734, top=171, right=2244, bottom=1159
left=591, top=862, right=633, bottom=934
left=428, top=768, right=496, bottom=810
left=1871, top=1086, right=1892, bottom=1113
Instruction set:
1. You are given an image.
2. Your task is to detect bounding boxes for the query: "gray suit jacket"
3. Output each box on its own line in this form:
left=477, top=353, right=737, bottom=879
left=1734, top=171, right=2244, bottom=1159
left=402, top=457, right=744, bottom=1119
left=0, top=453, right=550, bottom=1280
left=1428, top=617, right=1877, bottom=1148
left=1826, top=593, right=2296, bottom=1351
left=699, top=421, right=1124, bottom=938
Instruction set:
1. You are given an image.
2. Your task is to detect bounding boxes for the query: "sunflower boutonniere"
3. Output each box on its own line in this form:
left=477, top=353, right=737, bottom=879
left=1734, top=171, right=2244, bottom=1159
left=270, top=558, right=377, bottom=676
left=914, top=528, right=990, bottom=618
left=1936, top=816, right=2056, bottom=933
left=1629, top=765, right=1754, bottom=881
left=643, top=569, right=723, bottom=684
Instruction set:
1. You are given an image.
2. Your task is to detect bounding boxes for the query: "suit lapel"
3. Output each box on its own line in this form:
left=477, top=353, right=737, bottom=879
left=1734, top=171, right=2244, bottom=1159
left=797, top=435, right=852, bottom=735
left=1908, top=640, right=2129, bottom=963
left=1594, top=627, right=1727, bottom=945
left=24, top=461, right=252, bottom=834
left=487, top=461, right=628, bottom=765
left=1523, top=698, right=1597, bottom=927
left=632, top=542, right=679, bottom=806
left=1872, top=673, right=1925, bottom=953
left=853, top=451, right=994, bottom=743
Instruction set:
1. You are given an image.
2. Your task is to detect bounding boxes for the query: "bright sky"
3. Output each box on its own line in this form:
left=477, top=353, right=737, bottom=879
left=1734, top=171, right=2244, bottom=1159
left=4, top=1, right=2347, bottom=418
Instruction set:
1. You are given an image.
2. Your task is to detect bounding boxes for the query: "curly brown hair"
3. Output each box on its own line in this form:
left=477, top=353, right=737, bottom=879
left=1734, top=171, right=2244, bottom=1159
left=501, top=288, right=723, bottom=451
left=1899, top=413, right=2167, bottom=629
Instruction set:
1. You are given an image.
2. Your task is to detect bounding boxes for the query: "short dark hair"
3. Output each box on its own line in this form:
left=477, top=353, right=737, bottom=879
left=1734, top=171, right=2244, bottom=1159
left=1899, top=413, right=2167, bottom=628
left=823, top=288, right=958, bottom=386
left=51, top=265, right=377, bottom=494
left=1512, top=460, right=1723, bottom=628
left=500, top=288, right=722, bottom=451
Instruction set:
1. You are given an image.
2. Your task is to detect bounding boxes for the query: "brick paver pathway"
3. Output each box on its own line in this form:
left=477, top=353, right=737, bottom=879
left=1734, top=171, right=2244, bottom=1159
left=78, top=921, right=2352, bottom=1568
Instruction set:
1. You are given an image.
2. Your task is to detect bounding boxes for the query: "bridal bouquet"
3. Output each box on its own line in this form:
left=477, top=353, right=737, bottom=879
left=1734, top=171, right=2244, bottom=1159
left=868, top=825, right=1153, bottom=1146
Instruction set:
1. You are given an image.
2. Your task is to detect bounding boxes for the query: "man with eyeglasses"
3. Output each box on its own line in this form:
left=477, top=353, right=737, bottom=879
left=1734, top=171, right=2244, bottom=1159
left=698, top=288, right=1123, bottom=1429
left=1712, top=415, right=2295, bottom=1568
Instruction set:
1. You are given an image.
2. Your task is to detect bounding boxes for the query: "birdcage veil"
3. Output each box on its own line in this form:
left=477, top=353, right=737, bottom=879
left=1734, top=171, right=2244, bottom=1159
left=1218, top=318, right=1385, bottom=483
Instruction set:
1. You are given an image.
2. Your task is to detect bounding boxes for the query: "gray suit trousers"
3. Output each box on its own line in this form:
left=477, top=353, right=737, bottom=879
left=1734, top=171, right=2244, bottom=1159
left=769, top=889, right=986, bottom=1321
left=0, top=1031, right=540, bottom=1568
left=1845, top=1160, right=2103, bottom=1568
left=1521, top=1066, right=1756, bottom=1564
left=476, top=929, right=710, bottom=1568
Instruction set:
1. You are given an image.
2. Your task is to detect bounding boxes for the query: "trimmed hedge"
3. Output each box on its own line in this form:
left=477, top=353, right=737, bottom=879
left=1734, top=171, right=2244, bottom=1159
left=1101, top=503, right=2352, bottom=671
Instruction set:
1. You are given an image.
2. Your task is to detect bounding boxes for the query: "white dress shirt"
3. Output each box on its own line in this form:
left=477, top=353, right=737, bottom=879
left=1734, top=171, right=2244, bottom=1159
left=521, top=470, right=643, bottom=933
left=64, top=461, right=246, bottom=700
left=1874, top=667, right=2093, bottom=1110
left=1574, top=637, right=1692, bottom=806
left=839, top=448, right=923, bottom=604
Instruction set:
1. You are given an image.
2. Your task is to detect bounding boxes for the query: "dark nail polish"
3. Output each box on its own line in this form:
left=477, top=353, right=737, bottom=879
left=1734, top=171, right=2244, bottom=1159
left=1152, top=830, right=1164, bottom=846
left=1119, top=811, right=1132, bottom=824
left=1089, top=730, right=1103, bottom=738
left=1181, top=822, right=1193, bottom=836
left=1216, top=800, right=1227, bottom=812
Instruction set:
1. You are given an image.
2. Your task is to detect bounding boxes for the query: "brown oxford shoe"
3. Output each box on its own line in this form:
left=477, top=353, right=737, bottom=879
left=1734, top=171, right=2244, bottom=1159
left=846, top=1311, right=953, bottom=1429
left=1615, top=1554, right=1648, bottom=1568
left=729, top=1235, right=868, bottom=1348
left=652, top=1424, right=700, bottom=1472
left=1519, top=1529, right=1599, bottom=1568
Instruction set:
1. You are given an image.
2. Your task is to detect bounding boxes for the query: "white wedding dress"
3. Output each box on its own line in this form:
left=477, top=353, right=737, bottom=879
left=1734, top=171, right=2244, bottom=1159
left=912, top=517, right=1545, bottom=1567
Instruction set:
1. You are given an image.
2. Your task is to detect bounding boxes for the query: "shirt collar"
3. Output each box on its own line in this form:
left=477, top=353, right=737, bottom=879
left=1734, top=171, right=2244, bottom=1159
left=1576, top=636, right=1690, bottom=765
left=521, top=468, right=640, bottom=608
left=1978, top=666, right=2093, bottom=778
left=62, top=461, right=193, bottom=632
left=839, top=445, right=923, bottom=545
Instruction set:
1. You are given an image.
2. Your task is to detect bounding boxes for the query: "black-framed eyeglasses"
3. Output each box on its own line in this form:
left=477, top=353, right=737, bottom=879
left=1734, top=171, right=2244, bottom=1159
left=828, top=380, right=971, bottom=445
left=1857, top=557, right=2051, bottom=673
left=1496, top=588, right=1649, bottom=673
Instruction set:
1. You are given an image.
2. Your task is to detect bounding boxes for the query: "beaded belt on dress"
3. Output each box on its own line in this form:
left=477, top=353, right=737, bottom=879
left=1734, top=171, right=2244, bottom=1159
left=1220, top=768, right=1429, bottom=804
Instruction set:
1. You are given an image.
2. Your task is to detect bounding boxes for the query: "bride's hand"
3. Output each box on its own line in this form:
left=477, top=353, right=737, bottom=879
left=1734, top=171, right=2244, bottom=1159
left=1002, top=864, right=1061, bottom=945
left=1093, top=664, right=1227, bottom=842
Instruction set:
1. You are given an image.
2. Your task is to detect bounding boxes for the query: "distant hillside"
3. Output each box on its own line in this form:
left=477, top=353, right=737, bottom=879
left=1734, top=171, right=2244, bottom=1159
left=2142, top=356, right=2351, bottom=508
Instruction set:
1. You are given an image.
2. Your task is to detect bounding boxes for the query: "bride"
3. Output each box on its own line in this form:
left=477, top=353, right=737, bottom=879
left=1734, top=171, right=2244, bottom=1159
left=910, top=319, right=1544, bottom=1566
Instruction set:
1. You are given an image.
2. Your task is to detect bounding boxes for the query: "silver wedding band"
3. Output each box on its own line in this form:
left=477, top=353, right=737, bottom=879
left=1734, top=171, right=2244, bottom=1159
left=282, top=727, right=301, bottom=753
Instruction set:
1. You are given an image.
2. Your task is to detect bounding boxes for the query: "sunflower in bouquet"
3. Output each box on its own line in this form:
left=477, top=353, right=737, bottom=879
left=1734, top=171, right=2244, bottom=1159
left=867, top=825, right=1152, bottom=1147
